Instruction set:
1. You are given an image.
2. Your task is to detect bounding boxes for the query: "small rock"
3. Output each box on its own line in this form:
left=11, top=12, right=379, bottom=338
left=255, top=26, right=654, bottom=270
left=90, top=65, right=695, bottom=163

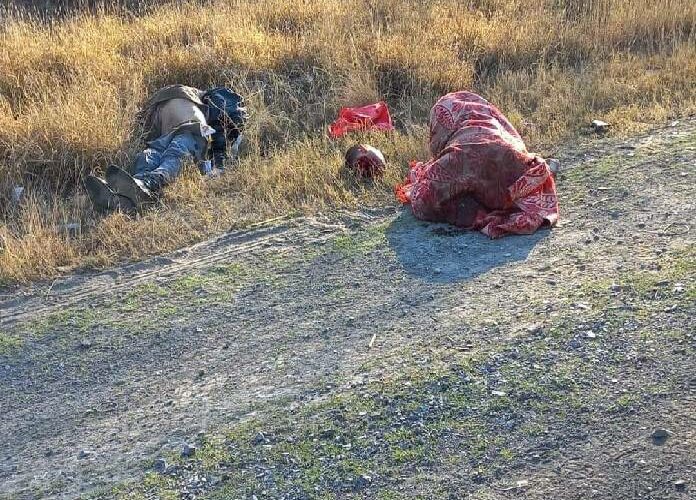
left=318, top=429, right=336, bottom=440
left=59, top=222, right=82, bottom=238
left=516, top=479, right=530, bottom=488
left=591, top=120, right=610, bottom=133
left=181, top=444, right=197, bottom=458
left=77, top=450, right=91, bottom=460
left=353, top=475, right=370, bottom=490
left=674, top=480, right=686, bottom=491
left=434, top=267, right=442, bottom=274
left=251, top=432, right=267, bottom=446
left=11, top=186, right=24, bottom=203
left=547, top=158, right=561, bottom=175
left=669, top=120, right=679, bottom=127
left=585, top=331, right=597, bottom=339
left=154, top=458, right=167, bottom=473
left=650, top=428, right=671, bottom=444
left=491, top=390, right=506, bottom=396
left=78, top=339, right=92, bottom=350
left=197, top=369, right=205, bottom=378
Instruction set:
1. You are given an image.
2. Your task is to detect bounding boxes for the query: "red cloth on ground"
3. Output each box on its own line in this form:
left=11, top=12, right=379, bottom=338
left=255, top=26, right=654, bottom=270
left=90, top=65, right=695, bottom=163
left=329, top=102, right=395, bottom=138
left=395, top=91, right=559, bottom=238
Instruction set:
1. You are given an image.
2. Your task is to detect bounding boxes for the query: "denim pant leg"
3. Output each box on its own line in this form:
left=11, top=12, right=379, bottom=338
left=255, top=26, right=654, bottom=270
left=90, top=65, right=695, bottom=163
left=138, top=133, right=201, bottom=188
left=133, top=148, right=163, bottom=178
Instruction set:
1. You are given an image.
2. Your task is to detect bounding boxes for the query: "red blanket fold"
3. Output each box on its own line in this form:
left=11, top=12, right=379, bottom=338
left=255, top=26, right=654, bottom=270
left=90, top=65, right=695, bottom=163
left=395, top=91, right=559, bottom=238
left=329, top=102, right=395, bottom=138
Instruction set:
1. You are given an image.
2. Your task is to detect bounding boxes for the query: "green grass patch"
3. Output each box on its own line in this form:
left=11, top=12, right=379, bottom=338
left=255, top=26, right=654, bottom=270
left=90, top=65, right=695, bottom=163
left=331, top=223, right=389, bottom=257
left=0, top=332, right=23, bottom=353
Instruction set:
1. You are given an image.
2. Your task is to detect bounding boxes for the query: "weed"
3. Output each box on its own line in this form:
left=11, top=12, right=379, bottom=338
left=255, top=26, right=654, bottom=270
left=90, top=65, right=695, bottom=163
left=1, top=0, right=693, bottom=282
left=0, top=332, right=22, bottom=354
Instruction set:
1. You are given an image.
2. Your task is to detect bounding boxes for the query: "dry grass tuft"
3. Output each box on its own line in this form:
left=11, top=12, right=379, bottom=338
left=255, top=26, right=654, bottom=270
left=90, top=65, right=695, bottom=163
left=1, top=0, right=695, bottom=283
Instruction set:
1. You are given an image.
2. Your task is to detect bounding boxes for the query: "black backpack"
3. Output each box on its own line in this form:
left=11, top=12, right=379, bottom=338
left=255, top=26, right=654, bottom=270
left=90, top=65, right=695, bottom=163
left=202, top=87, right=248, bottom=139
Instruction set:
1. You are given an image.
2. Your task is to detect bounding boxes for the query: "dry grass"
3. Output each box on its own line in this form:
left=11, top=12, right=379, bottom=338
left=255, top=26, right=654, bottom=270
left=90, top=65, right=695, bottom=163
left=0, top=0, right=694, bottom=283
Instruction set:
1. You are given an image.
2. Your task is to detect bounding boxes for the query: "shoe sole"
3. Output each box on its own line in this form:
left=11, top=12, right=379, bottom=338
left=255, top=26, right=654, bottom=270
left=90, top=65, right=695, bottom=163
left=106, top=166, right=154, bottom=207
left=85, top=176, right=118, bottom=212
left=86, top=176, right=137, bottom=213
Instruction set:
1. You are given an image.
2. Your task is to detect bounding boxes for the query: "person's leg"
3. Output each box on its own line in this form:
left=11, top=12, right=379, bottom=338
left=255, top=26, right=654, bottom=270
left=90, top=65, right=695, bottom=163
left=105, top=134, right=172, bottom=206
left=135, top=132, right=202, bottom=190
left=105, top=132, right=201, bottom=208
left=132, top=147, right=162, bottom=178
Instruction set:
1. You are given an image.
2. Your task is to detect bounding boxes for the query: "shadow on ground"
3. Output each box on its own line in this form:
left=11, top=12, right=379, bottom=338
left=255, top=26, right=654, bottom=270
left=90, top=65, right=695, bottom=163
left=386, top=209, right=550, bottom=283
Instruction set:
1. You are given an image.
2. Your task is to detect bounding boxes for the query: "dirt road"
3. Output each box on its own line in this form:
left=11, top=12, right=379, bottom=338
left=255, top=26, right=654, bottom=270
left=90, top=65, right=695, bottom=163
left=1, top=120, right=694, bottom=499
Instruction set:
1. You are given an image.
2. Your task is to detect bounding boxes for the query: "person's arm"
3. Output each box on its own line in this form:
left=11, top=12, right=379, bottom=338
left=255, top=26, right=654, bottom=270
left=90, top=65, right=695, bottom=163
left=209, top=130, right=228, bottom=170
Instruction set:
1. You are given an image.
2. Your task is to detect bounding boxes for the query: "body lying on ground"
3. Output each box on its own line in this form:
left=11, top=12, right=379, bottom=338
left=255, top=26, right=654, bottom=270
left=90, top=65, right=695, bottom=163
left=396, top=91, right=559, bottom=238
left=86, top=84, right=247, bottom=212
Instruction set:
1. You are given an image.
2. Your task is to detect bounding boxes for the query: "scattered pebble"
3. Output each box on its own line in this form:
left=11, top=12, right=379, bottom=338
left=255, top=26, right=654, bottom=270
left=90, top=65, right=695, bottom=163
left=78, top=339, right=92, bottom=350
left=182, top=444, right=197, bottom=458
left=491, top=390, right=506, bottom=396
left=252, top=432, right=267, bottom=445
left=674, top=479, right=686, bottom=491
left=12, top=186, right=24, bottom=203
left=77, top=450, right=91, bottom=460
left=154, top=458, right=167, bottom=473
left=591, top=120, right=610, bottom=133
left=650, top=428, right=671, bottom=444
left=59, top=222, right=82, bottom=238
left=585, top=331, right=597, bottom=339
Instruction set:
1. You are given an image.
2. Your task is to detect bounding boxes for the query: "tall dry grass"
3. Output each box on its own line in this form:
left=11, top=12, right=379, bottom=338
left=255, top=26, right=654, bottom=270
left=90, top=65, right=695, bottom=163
left=0, top=0, right=694, bottom=283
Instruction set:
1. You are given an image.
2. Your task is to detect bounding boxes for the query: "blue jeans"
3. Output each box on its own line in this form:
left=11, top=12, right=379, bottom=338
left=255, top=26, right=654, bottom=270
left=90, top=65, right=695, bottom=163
left=133, top=131, right=206, bottom=190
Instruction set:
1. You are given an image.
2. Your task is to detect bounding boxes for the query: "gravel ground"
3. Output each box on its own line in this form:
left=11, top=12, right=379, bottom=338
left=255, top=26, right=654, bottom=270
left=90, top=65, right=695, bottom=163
left=0, top=119, right=694, bottom=499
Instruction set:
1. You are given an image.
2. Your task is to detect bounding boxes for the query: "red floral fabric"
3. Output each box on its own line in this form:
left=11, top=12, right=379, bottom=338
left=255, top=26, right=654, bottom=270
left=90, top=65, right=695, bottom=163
left=395, top=91, right=559, bottom=238
left=329, top=102, right=395, bottom=138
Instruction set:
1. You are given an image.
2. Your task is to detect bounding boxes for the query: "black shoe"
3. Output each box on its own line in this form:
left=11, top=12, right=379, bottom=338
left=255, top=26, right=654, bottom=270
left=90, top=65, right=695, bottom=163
left=85, top=176, right=135, bottom=213
left=105, top=165, right=155, bottom=207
